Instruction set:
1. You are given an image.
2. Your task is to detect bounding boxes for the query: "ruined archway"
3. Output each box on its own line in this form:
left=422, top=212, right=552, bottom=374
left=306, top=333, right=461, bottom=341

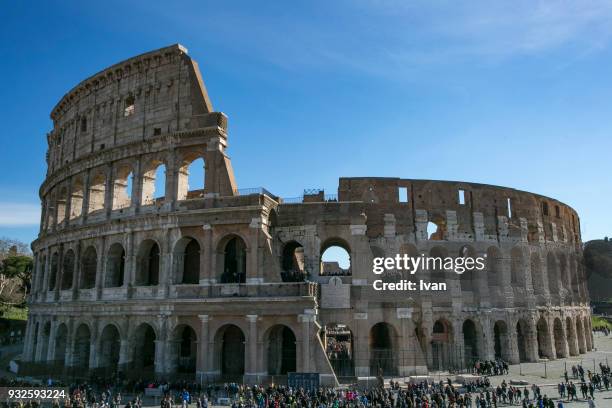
left=320, top=239, right=351, bottom=276
left=80, top=246, right=97, bottom=289
left=369, top=322, right=398, bottom=376
left=99, top=324, right=121, bottom=374
left=169, top=324, right=197, bottom=374
left=281, top=241, right=306, bottom=282
left=136, top=240, right=160, bottom=286
left=431, top=319, right=453, bottom=370
left=105, top=243, right=125, bottom=287
left=463, top=319, right=479, bottom=366
left=220, top=236, right=247, bottom=283
left=266, top=325, right=296, bottom=375
left=174, top=237, right=200, bottom=284
left=215, top=324, right=245, bottom=380
left=73, top=324, right=91, bottom=369
left=516, top=319, right=530, bottom=363
left=324, top=323, right=354, bottom=379
left=493, top=320, right=509, bottom=360
left=536, top=317, right=552, bottom=359
left=131, top=323, right=156, bottom=372
left=61, top=249, right=75, bottom=290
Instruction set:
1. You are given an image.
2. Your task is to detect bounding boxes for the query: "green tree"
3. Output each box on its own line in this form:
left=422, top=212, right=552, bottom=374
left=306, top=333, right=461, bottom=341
left=0, top=254, right=33, bottom=308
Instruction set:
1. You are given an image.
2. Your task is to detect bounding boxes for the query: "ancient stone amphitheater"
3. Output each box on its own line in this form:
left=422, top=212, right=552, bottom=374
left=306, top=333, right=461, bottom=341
left=24, top=44, right=592, bottom=384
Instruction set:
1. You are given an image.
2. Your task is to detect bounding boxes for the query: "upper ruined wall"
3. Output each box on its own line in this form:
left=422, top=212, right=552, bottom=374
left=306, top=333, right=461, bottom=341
left=336, top=177, right=581, bottom=244
left=45, top=44, right=219, bottom=176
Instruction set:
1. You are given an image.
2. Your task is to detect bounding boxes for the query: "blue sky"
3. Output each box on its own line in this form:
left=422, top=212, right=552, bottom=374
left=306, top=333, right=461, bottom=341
left=1, top=1, right=611, bottom=245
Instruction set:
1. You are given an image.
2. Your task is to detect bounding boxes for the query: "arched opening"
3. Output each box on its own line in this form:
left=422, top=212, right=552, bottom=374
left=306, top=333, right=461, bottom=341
left=459, top=245, right=477, bottom=291
left=80, top=246, right=97, bottom=289
left=324, top=323, right=354, bottom=378
left=216, top=324, right=245, bottom=380
left=48, top=253, right=59, bottom=291
left=553, top=318, right=566, bottom=358
left=463, top=319, right=479, bottom=366
left=576, top=319, right=586, bottom=353
left=73, top=324, right=91, bottom=369
left=566, top=317, right=578, bottom=356
left=56, top=187, right=67, bottom=224
left=170, top=325, right=197, bottom=374
left=40, top=322, right=51, bottom=362
left=427, top=219, right=445, bottom=240
left=281, top=241, right=306, bottom=282
left=266, top=325, right=296, bottom=375
left=69, top=177, right=84, bottom=219
left=112, top=165, right=133, bottom=210
left=105, top=243, right=125, bottom=287
left=88, top=171, right=106, bottom=213
left=136, top=240, right=160, bottom=286
left=131, top=323, right=156, bottom=372
left=369, top=322, right=397, bottom=376
left=493, top=321, right=508, bottom=360
left=177, top=156, right=205, bottom=200
left=510, top=247, right=523, bottom=285
left=174, top=238, right=200, bottom=284
left=321, top=240, right=351, bottom=276
left=220, top=236, right=247, bottom=283
left=53, top=323, right=68, bottom=365
left=536, top=317, right=551, bottom=359
left=99, top=325, right=121, bottom=374
left=516, top=320, right=529, bottom=362
left=141, top=161, right=166, bottom=205
left=61, top=249, right=75, bottom=290
left=431, top=319, right=453, bottom=370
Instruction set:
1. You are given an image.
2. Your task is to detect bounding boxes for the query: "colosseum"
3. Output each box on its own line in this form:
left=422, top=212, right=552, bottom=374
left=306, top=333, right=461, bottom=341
left=23, top=44, right=592, bottom=385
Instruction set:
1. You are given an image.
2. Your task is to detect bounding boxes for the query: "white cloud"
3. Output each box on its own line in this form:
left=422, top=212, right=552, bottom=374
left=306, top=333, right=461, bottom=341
left=0, top=203, right=40, bottom=226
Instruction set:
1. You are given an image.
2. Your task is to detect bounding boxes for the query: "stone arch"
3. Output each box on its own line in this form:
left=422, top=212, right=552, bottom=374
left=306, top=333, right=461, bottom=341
left=431, top=318, right=454, bottom=370
left=53, top=323, right=68, bottom=365
left=323, top=323, right=354, bottom=378
left=510, top=247, right=524, bottom=285
left=48, top=252, right=59, bottom=291
left=130, top=323, right=157, bottom=372
left=218, top=234, right=247, bottom=283
left=40, top=321, right=51, bottom=362
left=536, top=317, right=552, bottom=359
left=462, top=319, right=481, bottom=365
left=105, top=243, right=125, bottom=287
left=141, top=159, right=166, bottom=205
left=281, top=240, right=306, bottom=282
left=169, top=324, right=198, bottom=373
left=214, top=324, right=245, bottom=380
left=553, top=318, right=567, bottom=358
left=56, top=186, right=68, bottom=223
left=88, top=170, right=106, bottom=213
left=265, top=324, right=297, bottom=375
left=112, top=163, right=134, bottom=210
left=61, top=249, right=75, bottom=290
left=80, top=246, right=97, bottom=289
left=516, top=319, right=530, bottom=363
left=136, top=239, right=160, bottom=286
left=369, top=322, right=398, bottom=376
left=576, top=318, right=586, bottom=353
left=177, top=152, right=205, bottom=200
left=320, top=238, right=351, bottom=276
left=98, top=324, right=121, bottom=374
left=566, top=316, right=578, bottom=356
left=73, top=323, right=91, bottom=368
left=69, top=176, right=84, bottom=219
left=493, top=320, right=510, bottom=361
left=173, top=237, right=201, bottom=284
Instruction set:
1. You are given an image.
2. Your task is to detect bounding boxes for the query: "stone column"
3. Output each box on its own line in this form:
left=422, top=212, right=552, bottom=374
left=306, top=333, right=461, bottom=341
left=452, top=319, right=465, bottom=371
left=81, top=169, right=91, bottom=223
left=352, top=312, right=370, bottom=376
left=526, top=317, right=539, bottom=362
left=481, top=317, right=495, bottom=361
left=72, top=241, right=81, bottom=299
left=88, top=318, right=99, bottom=370
left=125, top=230, right=135, bottom=294
left=298, top=313, right=314, bottom=372
left=22, top=318, right=35, bottom=362
left=104, top=163, right=114, bottom=218
left=197, top=315, right=210, bottom=381
left=34, top=318, right=45, bottom=362
left=95, top=237, right=106, bottom=300
left=506, top=328, right=520, bottom=364
left=46, top=320, right=58, bottom=362
left=245, top=315, right=258, bottom=382
left=132, top=157, right=143, bottom=213
left=247, top=218, right=263, bottom=283
left=154, top=315, right=169, bottom=375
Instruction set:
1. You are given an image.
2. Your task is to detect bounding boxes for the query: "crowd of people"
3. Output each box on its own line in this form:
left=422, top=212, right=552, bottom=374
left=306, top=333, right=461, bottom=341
left=592, top=326, right=610, bottom=336
left=472, top=360, right=509, bottom=377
